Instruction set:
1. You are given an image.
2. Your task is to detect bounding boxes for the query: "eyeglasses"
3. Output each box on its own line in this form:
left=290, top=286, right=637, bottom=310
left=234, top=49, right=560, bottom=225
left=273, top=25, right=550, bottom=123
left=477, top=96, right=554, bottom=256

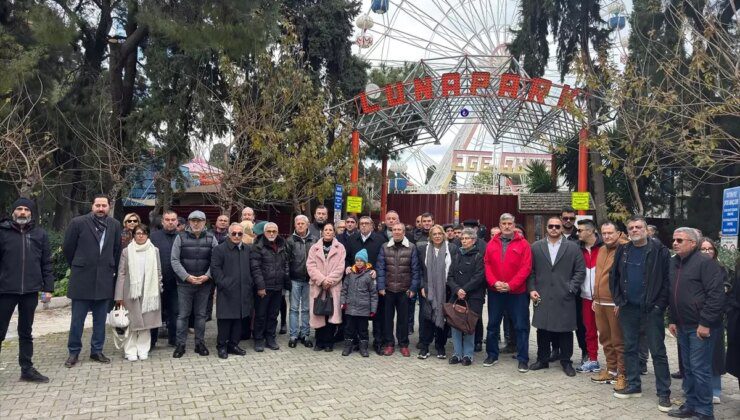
left=672, top=238, right=688, bottom=243
left=230, top=232, right=243, bottom=237
left=125, top=220, right=138, bottom=224
left=700, top=248, right=713, bottom=253
left=562, top=217, right=575, bottom=221
left=547, top=224, right=562, bottom=229
left=265, top=230, right=278, bottom=234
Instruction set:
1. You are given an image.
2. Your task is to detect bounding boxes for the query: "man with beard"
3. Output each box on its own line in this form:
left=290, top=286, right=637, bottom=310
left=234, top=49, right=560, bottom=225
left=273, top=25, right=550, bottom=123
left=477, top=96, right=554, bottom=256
left=149, top=210, right=180, bottom=347
left=308, top=205, right=329, bottom=239
left=63, top=194, right=123, bottom=367
left=0, top=198, right=54, bottom=382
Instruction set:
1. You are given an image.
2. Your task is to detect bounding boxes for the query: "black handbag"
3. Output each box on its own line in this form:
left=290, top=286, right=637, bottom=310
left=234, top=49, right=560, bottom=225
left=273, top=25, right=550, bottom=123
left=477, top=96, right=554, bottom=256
left=313, top=290, right=334, bottom=316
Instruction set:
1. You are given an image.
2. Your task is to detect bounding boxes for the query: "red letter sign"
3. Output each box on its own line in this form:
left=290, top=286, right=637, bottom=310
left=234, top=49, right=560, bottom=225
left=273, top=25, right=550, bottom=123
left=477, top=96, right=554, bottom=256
left=414, top=76, right=434, bottom=101
left=498, top=73, right=520, bottom=98
left=385, top=82, right=406, bottom=107
left=469, top=72, right=490, bottom=95
left=557, top=84, right=582, bottom=108
left=441, top=72, right=461, bottom=97
left=358, top=91, right=380, bottom=114
left=527, top=78, right=552, bottom=104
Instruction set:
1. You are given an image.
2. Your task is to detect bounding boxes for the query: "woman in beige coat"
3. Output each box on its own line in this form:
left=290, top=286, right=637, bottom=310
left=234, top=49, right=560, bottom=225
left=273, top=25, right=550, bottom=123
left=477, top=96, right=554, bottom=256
left=307, top=223, right=346, bottom=351
left=115, top=225, right=162, bottom=361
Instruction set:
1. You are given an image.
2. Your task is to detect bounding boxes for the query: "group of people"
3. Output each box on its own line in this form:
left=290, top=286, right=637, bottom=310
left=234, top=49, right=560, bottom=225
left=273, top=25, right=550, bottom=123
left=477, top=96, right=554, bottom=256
left=1, top=197, right=738, bottom=420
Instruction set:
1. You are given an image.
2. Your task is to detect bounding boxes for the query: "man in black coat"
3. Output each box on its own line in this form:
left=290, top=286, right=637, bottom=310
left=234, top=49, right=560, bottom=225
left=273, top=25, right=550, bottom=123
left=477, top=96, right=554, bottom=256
left=149, top=210, right=179, bottom=347
left=211, top=223, right=254, bottom=359
left=0, top=198, right=54, bottom=382
left=251, top=222, right=290, bottom=352
left=609, top=215, right=672, bottom=412
left=62, top=194, right=122, bottom=367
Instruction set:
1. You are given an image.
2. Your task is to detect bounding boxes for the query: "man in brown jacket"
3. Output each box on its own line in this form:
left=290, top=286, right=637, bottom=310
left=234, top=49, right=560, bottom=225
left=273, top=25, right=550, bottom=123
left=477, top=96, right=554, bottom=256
left=591, top=221, right=629, bottom=390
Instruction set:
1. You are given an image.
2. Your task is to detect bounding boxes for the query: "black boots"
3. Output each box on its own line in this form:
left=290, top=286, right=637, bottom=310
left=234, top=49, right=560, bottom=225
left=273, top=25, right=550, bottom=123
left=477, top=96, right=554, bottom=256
left=359, top=340, right=370, bottom=357
left=342, top=339, right=354, bottom=356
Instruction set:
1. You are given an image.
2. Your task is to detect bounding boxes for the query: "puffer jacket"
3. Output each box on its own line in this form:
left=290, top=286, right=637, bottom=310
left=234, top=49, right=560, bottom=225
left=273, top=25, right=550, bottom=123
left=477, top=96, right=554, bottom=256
left=376, top=236, right=420, bottom=293
left=341, top=265, right=378, bottom=317
left=593, top=233, right=629, bottom=305
left=0, top=219, right=54, bottom=294
left=286, top=231, right=315, bottom=281
left=251, top=234, right=290, bottom=291
left=447, top=242, right=486, bottom=316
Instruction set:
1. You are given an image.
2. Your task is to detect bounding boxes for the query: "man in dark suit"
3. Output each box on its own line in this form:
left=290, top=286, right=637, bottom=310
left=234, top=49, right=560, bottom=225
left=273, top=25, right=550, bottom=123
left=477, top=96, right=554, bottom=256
left=527, top=215, right=586, bottom=377
left=63, top=194, right=122, bottom=367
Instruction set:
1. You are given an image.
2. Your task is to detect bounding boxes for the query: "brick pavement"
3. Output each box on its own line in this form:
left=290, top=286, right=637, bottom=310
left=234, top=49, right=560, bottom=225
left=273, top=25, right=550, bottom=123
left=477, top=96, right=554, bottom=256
left=1, top=307, right=738, bottom=419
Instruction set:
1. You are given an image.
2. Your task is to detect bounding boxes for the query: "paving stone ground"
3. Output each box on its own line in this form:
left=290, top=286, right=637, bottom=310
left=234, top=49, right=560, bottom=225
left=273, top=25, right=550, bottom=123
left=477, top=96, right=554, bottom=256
left=1, top=306, right=738, bottom=419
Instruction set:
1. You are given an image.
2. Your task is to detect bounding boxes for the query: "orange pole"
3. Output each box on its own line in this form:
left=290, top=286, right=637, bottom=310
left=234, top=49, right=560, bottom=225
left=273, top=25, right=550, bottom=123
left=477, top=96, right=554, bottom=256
left=380, top=155, right=388, bottom=221
left=350, top=130, right=360, bottom=197
left=578, top=127, right=589, bottom=216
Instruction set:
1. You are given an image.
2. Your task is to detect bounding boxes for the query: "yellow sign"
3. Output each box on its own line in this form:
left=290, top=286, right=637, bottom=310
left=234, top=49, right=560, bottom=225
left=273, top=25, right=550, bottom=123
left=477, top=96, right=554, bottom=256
left=346, top=196, right=363, bottom=213
left=572, top=192, right=590, bottom=211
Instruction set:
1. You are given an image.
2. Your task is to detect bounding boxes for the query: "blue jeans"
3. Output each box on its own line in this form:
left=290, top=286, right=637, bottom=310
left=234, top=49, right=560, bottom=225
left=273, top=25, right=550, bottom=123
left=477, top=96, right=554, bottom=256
left=451, top=328, right=475, bottom=359
left=619, top=304, right=671, bottom=396
left=68, top=299, right=110, bottom=355
left=290, top=280, right=310, bottom=339
left=486, top=291, right=530, bottom=363
left=677, top=326, right=715, bottom=417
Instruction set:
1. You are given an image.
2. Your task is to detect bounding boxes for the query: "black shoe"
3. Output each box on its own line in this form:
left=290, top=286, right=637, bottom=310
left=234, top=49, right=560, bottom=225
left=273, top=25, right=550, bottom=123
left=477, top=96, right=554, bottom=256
left=671, top=371, right=684, bottom=379
left=548, top=350, right=560, bottom=363
left=436, top=349, right=447, bottom=359
left=64, top=354, right=79, bottom=368
left=341, top=339, right=354, bottom=356
left=217, top=348, right=228, bottom=359
left=303, top=338, right=314, bottom=348
left=518, top=362, right=529, bottom=373
left=90, top=353, right=111, bottom=364
left=172, top=345, right=185, bottom=358
left=20, top=367, right=49, bottom=383
left=667, top=404, right=695, bottom=418
left=279, top=324, right=287, bottom=335
left=474, top=342, right=483, bottom=352
left=359, top=341, right=370, bottom=357
left=529, top=361, right=549, bottom=370
left=501, top=344, right=516, bottom=354
left=288, top=338, right=298, bottom=348
left=613, top=387, right=643, bottom=399
left=483, top=356, right=498, bottom=367
left=658, top=396, right=672, bottom=413
left=417, top=348, right=430, bottom=359
left=461, top=356, right=472, bottom=366
left=194, top=344, right=209, bottom=356
left=562, top=363, right=576, bottom=377
left=449, top=355, right=461, bottom=365
left=313, top=344, right=323, bottom=352
left=266, top=338, right=280, bottom=351
left=640, top=363, right=648, bottom=375
left=324, top=345, right=334, bottom=352
left=227, top=345, right=246, bottom=356
left=254, top=340, right=265, bottom=352
left=373, top=342, right=383, bottom=355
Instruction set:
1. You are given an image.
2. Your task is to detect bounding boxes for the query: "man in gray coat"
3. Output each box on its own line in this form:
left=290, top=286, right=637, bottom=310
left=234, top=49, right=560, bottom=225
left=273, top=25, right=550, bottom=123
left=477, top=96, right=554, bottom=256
left=527, top=216, right=586, bottom=376
left=63, top=194, right=122, bottom=368
left=211, top=223, right=253, bottom=359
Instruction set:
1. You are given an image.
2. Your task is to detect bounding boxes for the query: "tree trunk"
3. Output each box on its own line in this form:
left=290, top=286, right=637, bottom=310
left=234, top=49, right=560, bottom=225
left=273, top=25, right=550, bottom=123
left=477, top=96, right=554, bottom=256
left=628, top=174, right=644, bottom=216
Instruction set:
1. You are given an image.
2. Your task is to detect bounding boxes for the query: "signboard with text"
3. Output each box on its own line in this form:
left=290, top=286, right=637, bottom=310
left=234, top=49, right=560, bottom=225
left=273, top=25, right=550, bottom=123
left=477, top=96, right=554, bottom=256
left=571, top=192, right=590, bottom=211
left=333, top=185, right=343, bottom=222
left=346, top=196, right=363, bottom=213
left=721, top=186, right=740, bottom=250
left=451, top=150, right=493, bottom=173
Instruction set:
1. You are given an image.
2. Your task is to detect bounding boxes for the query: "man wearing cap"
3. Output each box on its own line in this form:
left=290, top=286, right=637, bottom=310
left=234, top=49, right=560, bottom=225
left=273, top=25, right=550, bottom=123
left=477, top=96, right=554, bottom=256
left=0, top=198, right=54, bottom=382
left=63, top=194, right=123, bottom=367
left=171, top=210, right=218, bottom=358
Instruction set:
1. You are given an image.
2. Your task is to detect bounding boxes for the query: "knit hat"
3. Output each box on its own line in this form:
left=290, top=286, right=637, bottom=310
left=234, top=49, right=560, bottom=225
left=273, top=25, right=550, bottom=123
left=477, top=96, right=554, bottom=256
left=12, top=197, right=36, bottom=216
left=354, top=249, right=369, bottom=263
left=253, top=221, right=268, bottom=236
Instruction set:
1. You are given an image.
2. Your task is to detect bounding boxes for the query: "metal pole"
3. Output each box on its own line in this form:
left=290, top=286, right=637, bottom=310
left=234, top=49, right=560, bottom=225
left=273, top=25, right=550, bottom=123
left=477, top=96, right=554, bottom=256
left=380, top=154, right=388, bottom=221
left=578, top=127, right=588, bottom=216
left=351, top=130, right=360, bottom=196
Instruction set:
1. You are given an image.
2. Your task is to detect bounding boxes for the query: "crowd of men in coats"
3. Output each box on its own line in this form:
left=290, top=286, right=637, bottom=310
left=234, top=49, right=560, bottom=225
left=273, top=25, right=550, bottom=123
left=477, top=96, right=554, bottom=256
left=0, top=195, right=738, bottom=420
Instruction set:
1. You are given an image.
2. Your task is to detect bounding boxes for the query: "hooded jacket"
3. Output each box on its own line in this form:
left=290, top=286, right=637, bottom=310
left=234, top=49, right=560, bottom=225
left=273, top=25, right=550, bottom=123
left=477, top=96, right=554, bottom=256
left=579, top=235, right=604, bottom=300
left=0, top=219, right=54, bottom=294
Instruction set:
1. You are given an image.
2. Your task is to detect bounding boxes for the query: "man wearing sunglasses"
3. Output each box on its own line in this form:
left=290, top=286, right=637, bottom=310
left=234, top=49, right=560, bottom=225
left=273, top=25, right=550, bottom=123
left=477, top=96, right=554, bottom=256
left=609, top=215, right=672, bottom=412
left=528, top=216, right=585, bottom=377
left=666, top=228, right=724, bottom=420
left=211, top=223, right=253, bottom=359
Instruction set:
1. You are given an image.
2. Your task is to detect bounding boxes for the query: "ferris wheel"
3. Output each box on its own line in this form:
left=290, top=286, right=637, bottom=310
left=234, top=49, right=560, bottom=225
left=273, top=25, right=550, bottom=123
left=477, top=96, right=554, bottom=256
left=354, top=0, right=629, bottom=193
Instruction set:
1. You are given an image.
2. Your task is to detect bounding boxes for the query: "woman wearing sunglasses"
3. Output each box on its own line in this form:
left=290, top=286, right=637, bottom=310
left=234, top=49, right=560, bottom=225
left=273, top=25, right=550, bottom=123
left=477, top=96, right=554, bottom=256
left=121, top=213, right=141, bottom=247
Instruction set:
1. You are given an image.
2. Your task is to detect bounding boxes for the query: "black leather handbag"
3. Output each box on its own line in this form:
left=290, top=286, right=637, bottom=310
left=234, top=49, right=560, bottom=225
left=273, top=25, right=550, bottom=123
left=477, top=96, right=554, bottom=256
left=313, top=290, right=334, bottom=316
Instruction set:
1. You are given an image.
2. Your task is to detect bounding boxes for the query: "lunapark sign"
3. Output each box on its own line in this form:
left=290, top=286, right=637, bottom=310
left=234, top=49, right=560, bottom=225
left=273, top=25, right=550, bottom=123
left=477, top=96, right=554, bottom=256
left=356, top=72, right=584, bottom=116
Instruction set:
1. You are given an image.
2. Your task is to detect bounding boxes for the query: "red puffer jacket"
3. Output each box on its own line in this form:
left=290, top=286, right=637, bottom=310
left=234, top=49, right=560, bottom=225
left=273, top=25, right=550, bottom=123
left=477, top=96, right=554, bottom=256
left=484, top=232, right=532, bottom=295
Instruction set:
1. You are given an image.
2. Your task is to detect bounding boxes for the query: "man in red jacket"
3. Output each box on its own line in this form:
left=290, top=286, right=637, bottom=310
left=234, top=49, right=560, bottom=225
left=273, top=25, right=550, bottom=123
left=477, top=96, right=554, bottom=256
left=483, top=213, right=533, bottom=372
left=576, top=219, right=603, bottom=373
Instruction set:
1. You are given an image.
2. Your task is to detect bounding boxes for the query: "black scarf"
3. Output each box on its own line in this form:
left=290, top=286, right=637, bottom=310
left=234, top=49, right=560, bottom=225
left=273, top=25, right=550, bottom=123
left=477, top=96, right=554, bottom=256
left=90, top=213, right=108, bottom=243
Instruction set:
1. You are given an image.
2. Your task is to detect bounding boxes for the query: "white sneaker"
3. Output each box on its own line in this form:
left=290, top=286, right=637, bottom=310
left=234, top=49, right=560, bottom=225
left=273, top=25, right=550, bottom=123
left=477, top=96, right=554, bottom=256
left=126, top=355, right=138, bottom=362
left=138, top=353, right=149, bottom=360
left=712, top=396, right=721, bottom=404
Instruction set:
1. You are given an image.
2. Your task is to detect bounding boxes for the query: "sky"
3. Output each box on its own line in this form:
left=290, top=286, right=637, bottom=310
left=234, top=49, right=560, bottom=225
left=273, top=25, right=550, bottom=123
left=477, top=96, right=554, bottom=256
left=354, top=0, right=633, bottom=188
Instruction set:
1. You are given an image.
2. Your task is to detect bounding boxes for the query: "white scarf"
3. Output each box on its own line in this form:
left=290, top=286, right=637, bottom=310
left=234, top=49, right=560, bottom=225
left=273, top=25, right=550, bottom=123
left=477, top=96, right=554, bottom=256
left=127, top=239, right=160, bottom=313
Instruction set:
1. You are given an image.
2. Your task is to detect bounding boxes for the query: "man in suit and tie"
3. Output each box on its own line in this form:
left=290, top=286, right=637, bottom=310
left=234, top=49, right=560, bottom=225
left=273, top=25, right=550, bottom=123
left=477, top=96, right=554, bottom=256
left=527, top=215, right=586, bottom=376
left=63, top=194, right=123, bottom=367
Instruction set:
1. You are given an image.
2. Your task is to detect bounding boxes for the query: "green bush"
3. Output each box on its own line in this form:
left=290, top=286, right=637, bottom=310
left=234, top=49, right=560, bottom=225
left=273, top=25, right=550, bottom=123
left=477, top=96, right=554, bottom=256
left=48, top=230, right=70, bottom=297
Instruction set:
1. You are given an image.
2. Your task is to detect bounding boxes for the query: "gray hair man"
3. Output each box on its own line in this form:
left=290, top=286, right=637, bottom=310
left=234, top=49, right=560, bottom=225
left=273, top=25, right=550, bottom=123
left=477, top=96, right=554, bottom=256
left=286, top=214, right=316, bottom=348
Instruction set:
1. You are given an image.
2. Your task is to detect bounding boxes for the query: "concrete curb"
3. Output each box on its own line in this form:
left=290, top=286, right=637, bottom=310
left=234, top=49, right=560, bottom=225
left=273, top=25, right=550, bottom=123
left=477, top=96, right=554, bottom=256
left=40, top=296, right=71, bottom=311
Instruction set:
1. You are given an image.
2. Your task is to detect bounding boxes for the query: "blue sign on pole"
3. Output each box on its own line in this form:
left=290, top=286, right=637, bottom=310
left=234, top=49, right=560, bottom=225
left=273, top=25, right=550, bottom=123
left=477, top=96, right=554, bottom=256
left=721, top=186, right=740, bottom=236
left=333, top=185, right=343, bottom=221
